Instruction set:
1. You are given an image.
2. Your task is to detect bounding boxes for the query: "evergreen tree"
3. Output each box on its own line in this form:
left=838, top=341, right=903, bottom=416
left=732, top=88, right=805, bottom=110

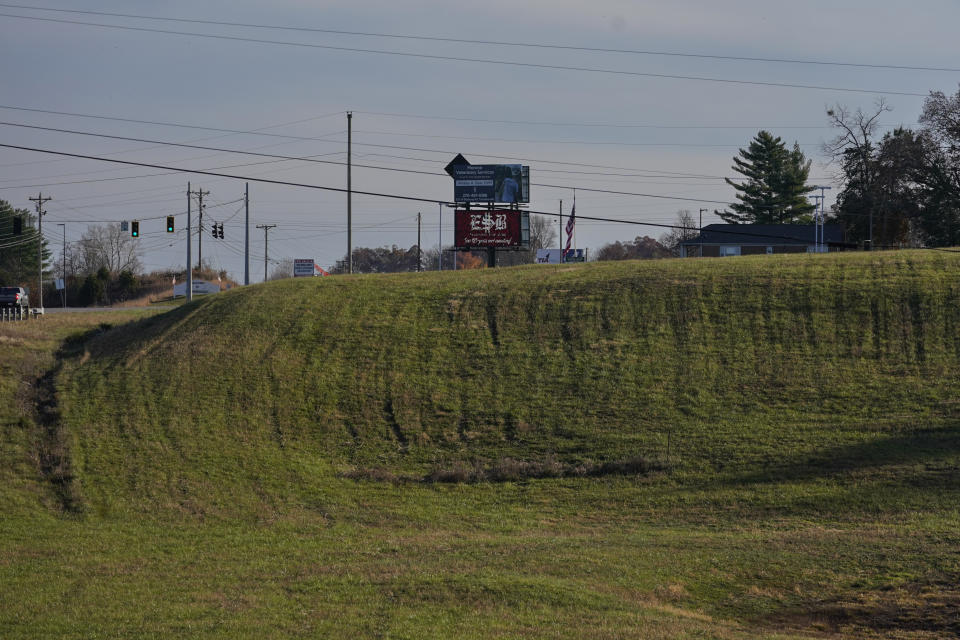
left=0, top=199, right=52, bottom=290
left=721, top=131, right=815, bottom=224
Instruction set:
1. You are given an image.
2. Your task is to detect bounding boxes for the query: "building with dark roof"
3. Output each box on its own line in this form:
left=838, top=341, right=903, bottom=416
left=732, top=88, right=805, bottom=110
left=679, top=224, right=847, bottom=257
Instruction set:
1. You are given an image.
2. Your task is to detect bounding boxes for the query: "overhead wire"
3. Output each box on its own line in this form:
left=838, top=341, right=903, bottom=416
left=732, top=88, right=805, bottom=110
left=0, top=141, right=734, bottom=206
left=2, top=3, right=957, bottom=73
left=5, top=142, right=945, bottom=250
left=0, top=12, right=931, bottom=97
left=0, top=123, right=751, bottom=202
left=0, top=104, right=801, bottom=179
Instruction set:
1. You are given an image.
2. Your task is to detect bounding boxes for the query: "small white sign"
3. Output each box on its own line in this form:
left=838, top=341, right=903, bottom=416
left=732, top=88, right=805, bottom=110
left=173, top=279, right=220, bottom=298
left=54, top=278, right=65, bottom=291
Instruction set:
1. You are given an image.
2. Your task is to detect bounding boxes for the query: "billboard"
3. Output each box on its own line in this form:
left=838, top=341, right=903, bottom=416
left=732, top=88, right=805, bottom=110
left=455, top=210, right=530, bottom=249
left=449, top=164, right=529, bottom=203
left=294, top=259, right=315, bottom=277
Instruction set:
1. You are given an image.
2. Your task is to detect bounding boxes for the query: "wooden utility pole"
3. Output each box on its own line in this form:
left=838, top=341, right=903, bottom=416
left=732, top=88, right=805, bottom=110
left=417, top=212, right=422, bottom=272
left=347, top=111, right=353, bottom=274
left=190, top=187, right=210, bottom=274
left=28, top=192, right=52, bottom=312
left=256, top=224, right=276, bottom=282
left=244, top=183, right=250, bottom=286
left=186, top=182, right=192, bottom=301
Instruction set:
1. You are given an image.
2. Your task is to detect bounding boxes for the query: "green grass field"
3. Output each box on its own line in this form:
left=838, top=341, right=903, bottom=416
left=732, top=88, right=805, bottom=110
left=2, top=250, right=960, bottom=638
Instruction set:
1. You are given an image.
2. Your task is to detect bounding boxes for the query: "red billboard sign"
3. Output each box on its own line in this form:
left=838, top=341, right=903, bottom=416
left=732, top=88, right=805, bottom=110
left=454, top=210, right=527, bottom=248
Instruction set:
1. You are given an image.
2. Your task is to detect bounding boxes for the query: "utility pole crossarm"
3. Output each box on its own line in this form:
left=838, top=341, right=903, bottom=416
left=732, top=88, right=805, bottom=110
left=256, top=224, right=277, bottom=282
left=28, top=192, right=52, bottom=312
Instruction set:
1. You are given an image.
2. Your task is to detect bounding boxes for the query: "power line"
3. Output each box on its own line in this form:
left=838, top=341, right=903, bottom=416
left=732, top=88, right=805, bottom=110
left=0, top=103, right=889, bottom=139
left=3, top=3, right=957, bottom=73
left=0, top=104, right=795, bottom=179
left=352, top=128, right=821, bottom=149
left=358, top=152, right=727, bottom=180
left=0, top=151, right=349, bottom=191
left=0, top=122, right=753, bottom=201
left=0, top=141, right=873, bottom=247
left=0, top=142, right=462, bottom=204
left=0, top=12, right=930, bottom=97
left=0, top=142, right=735, bottom=206
left=0, top=104, right=346, bottom=143
left=356, top=110, right=843, bottom=130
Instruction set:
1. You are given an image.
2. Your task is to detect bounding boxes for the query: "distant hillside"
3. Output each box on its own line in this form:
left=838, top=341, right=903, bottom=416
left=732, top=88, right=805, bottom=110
left=59, top=250, right=960, bottom=518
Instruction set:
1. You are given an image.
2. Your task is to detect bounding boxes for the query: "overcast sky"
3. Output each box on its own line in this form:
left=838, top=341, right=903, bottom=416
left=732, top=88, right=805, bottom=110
left=1, top=0, right=958, bottom=279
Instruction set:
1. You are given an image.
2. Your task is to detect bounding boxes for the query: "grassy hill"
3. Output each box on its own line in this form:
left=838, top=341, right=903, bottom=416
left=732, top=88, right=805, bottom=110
left=3, top=250, right=960, bottom=638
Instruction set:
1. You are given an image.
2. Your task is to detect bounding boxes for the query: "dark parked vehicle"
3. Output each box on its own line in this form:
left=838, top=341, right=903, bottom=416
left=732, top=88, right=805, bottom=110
left=0, top=286, right=29, bottom=310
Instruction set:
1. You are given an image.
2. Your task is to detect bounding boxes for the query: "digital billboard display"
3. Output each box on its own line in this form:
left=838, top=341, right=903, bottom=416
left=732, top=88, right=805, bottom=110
left=450, top=164, right=529, bottom=203
left=454, top=210, right=529, bottom=249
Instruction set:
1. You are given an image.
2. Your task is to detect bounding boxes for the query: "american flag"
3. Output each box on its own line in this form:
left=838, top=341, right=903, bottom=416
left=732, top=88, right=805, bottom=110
left=564, top=202, right=575, bottom=253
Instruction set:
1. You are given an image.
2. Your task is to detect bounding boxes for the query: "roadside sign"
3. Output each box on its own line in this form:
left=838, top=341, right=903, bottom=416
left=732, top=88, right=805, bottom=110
left=454, top=210, right=529, bottom=249
left=446, top=155, right=529, bottom=203
left=293, top=259, right=315, bottom=277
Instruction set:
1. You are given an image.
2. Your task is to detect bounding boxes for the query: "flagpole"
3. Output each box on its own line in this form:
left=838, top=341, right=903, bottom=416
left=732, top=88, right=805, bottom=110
left=573, top=189, right=577, bottom=256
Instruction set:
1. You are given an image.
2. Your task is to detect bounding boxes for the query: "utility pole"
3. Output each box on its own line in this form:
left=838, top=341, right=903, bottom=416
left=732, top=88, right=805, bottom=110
left=256, top=224, right=276, bottom=282
left=699, top=209, right=707, bottom=258
left=438, top=202, right=442, bottom=271
left=29, top=192, right=51, bottom=312
left=186, top=182, right=192, bottom=301
left=190, top=187, right=210, bottom=274
left=809, top=195, right=823, bottom=252
left=559, top=199, right=563, bottom=263
left=347, top=111, right=353, bottom=274
left=417, top=212, right=422, bottom=272
left=244, top=183, right=250, bottom=286
left=817, top=185, right=832, bottom=253
left=56, top=223, right=65, bottom=308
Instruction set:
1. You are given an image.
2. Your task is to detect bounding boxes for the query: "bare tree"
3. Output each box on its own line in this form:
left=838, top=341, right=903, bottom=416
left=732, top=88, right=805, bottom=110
left=498, top=214, right=558, bottom=266
left=919, top=87, right=960, bottom=190
left=268, top=258, right=294, bottom=280
left=659, top=209, right=700, bottom=257
left=529, top=214, right=558, bottom=252
left=67, top=223, right=142, bottom=276
left=823, top=100, right=892, bottom=248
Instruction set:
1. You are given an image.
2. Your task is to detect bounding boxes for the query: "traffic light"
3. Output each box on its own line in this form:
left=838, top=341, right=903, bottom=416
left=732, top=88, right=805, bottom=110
left=218, top=223, right=224, bottom=239
left=12, top=216, right=22, bottom=235
left=131, top=220, right=139, bottom=238
left=166, top=216, right=175, bottom=233
left=211, top=223, right=217, bottom=238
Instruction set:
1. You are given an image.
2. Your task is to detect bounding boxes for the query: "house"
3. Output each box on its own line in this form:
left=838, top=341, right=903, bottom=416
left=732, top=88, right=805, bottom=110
left=679, top=224, right=846, bottom=257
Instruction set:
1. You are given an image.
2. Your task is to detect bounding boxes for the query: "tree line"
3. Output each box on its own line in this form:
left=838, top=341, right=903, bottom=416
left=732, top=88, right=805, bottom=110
left=4, top=87, right=959, bottom=291
left=719, top=86, right=960, bottom=249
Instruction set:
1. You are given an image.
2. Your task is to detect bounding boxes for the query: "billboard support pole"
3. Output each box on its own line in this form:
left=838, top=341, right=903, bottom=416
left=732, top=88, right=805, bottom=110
left=487, top=203, right=495, bottom=268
